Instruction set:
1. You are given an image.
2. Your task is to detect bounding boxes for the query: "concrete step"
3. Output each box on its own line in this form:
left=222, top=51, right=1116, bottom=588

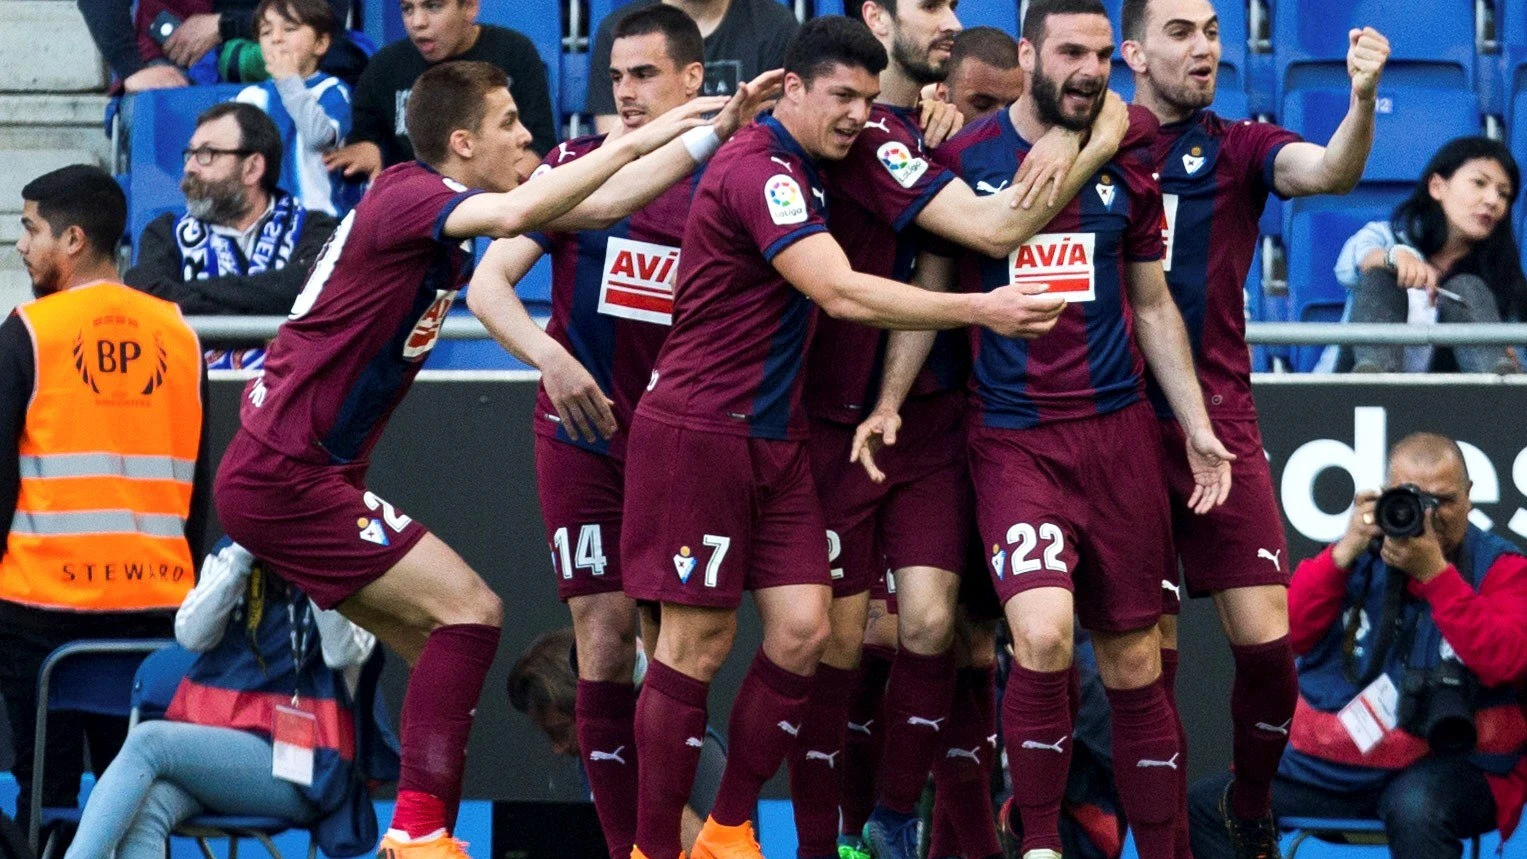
left=0, top=147, right=106, bottom=220
left=0, top=269, right=31, bottom=315
left=0, top=2, right=108, bottom=93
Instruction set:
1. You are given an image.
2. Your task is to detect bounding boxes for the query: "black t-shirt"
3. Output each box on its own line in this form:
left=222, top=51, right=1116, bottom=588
left=586, top=0, right=798, bottom=115
left=351, top=24, right=558, bottom=165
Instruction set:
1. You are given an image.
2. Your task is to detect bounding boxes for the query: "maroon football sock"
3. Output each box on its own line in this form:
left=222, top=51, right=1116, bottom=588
left=1160, top=649, right=1191, bottom=859
left=1002, top=664, right=1072, bottom=854
left=1229, top=636, right=1298, bottom=820
left=393, top=623, right=500, bottom=838
left=1107, top=680, right=1181, bottom=859
left=635, top=660, right=709, bottom=859
left=842, top=645, right=893, bottom=836
left=710, top=651, right=813, bottom=827
left=788, top=664, right=857, bottom=858
left=877, top=647, right=957, bottom=814
left=932, top=666, right=999, bottom=859
left=929, top=786, right=959, bottom=858
left=577, top=680, right=640, bottom=859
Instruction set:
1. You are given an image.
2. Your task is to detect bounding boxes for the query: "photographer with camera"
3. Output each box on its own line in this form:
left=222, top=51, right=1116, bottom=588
left=1188, top=432, right=1527, bottom=859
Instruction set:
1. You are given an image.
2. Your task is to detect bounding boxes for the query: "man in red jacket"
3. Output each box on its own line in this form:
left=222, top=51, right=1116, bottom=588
left=1188, top=432, right=1527, bottom=859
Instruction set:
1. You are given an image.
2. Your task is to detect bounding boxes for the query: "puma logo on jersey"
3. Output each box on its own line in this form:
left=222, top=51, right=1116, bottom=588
left=589, top=746, right=627, bottom=764
left=686, top=737, right=704, bottom=748
left=1161, top=579, right=1180, bottom=598
left=907, top=716, right=945, bottom=731
left=975, top=179, right=1009, bottom=195
left=556, top=142, right=576, bottom=163
left=1021, top=736, right=1067, bottom=753
left=847, top=720, right=874, bottom=735
left=946, top=747, right=982, bottom=762
left=864, top=118, right=890, bottom=132
left=1255, top=719, right=1291, bottom=736
left=1137, top=753, right=1180, bottom=770
left=778, top=721, right=802, bottom=737
left=805, top=750, right=840, bottom=768
left=770, top=156, right=794, bottom=172
left=247, top=378, right=267, bottom=407
left=1259, top=548, right=1282, bottom=571
left=811, top=187, right=826, bottom=206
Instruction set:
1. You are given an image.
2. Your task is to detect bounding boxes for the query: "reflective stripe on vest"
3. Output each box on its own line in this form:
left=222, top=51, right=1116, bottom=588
left=1, top=283, right=202, bottom=611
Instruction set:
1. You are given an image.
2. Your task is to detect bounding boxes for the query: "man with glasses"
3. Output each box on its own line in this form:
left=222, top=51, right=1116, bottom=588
left=126, top=102, right=337, bottom=368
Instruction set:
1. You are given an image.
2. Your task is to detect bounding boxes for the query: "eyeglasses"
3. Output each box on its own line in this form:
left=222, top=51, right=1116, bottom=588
left=182, top=147, right=254, bottom=166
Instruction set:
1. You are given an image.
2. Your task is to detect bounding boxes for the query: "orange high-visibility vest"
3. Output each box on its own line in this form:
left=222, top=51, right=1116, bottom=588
left=1, top=282, right=203, bottom=611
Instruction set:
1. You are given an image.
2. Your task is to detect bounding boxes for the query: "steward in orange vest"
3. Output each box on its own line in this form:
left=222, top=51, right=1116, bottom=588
left=2, top=165, right=210, bottom=829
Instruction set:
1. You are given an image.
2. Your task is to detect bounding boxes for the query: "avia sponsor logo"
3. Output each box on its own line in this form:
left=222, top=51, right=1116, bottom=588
left=599, top=237, right=680, bottom=325
left=1008, top=232, right=1096, bottom=303
left=402, top=289, right=458, bottom=359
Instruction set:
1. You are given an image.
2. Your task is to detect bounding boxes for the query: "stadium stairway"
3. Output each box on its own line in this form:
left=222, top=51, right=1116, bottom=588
left=0, top=0, right=111, bottom=312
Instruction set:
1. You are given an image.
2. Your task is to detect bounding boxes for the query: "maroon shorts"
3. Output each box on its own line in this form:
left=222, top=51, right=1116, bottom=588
left=871, top=568, right=898, bottom=613
left=213, top=430, right=427, bottom=610
left=1160, top=417, right=1291, bottom=598
left=535, top=436, right=625, bottom=601
left=808, top=393, right=971, bottom=598
left=968, top=402, right=1172, bottom=633
left=621, top=417, right=831, bottom=609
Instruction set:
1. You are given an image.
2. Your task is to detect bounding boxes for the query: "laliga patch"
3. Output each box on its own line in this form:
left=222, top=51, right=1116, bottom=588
left=402, top=289, right=458, bottom=359
left=990, top=544, right=1007, bottom=579
left=1094, top=174, right=1116, bottom=208
left=1161, top=193, right=1179, bottom=273
left=358, top=517, right=389, bottom=546
left=764, top=174, right=808, bottom=225
left=1008, top=232, right=1097, bottom=303
left=876, top=141, right=929, bottom=188
left=600, top=237, right=679, bottom=325
left=673, top=546, right=697, bottom=583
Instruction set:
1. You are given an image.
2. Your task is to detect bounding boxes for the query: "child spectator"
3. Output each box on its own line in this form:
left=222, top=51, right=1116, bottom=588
left=235, top=0, right=357, bottom=216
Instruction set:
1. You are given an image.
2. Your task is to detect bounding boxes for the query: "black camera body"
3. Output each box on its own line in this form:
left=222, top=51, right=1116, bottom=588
left=1375, top=484, right=1442, bottom=538
left=1398, top=659, right=1479, bottom=755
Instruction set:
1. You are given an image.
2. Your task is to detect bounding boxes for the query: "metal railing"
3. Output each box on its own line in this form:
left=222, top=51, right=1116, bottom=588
left=187, top=317, right=1527, bottom=347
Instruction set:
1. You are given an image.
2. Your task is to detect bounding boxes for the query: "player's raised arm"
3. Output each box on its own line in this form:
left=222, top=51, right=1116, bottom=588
left=1272, top=27, right=1390, bottom=197
left=537, top=72, right=784, bottom=233
left=914, top=91, right=1131, bottom=257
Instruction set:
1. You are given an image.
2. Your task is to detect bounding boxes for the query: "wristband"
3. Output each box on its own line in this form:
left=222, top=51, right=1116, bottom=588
left=681, top=126, right=721, bottom=164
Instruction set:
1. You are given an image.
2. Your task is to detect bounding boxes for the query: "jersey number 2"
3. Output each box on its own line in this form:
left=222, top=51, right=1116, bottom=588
left=1004, top=522, right=1068, bottom=574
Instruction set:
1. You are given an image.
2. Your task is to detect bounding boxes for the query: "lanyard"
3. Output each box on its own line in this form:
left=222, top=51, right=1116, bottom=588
left=286, top=599, right=312, bottom=707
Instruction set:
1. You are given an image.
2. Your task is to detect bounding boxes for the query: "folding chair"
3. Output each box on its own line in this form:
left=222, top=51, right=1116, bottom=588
left=129, top=644, right=317, bottom=859
left=1280, top=816, right=1481, bottom=859
left=28, top=639, right=174, bottom=858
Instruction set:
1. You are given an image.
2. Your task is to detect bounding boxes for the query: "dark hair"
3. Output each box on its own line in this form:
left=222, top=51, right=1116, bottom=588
left=21, top=165, right=127, bottom=258
left=612, top=3, right=703, bottom=68
left=196, top=102, right=284, bottom=195
left=507, top=628, right=577, bottom=716
left=253, top=0, right=337, bottom=39
left=784, top=16, right=888, bottom=86
left=1390, top=136, right=1527, bottom=319
left=406, top=60, right=511, bottom=166
left=1022, top=0, right=1109, bottom=47
left=1119, top=0, right=1151, bottom=42
left=949, top=26, right=1020, bottom=72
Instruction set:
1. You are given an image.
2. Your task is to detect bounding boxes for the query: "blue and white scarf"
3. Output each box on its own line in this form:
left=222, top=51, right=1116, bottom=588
left=174, top=192, right=306, bottom=370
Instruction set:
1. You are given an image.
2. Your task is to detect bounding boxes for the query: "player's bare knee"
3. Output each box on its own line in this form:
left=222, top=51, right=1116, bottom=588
left=573, top=617, right=638, bottom=682
left=898, top=604, right=955, bottom=655
left=1093, top=632, right=1162, bottom=690
left=432, top=583, right=502, bottom=629
left=1012, top=623, right=1072, bottom=671
left=765, top=610, right=830, bottom=674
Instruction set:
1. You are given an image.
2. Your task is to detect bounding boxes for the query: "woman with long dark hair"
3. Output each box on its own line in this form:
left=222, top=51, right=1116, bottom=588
left=1334, top=136, right=1526, bottom=373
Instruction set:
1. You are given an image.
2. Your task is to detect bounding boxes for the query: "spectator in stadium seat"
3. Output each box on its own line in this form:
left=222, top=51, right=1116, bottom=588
left=1335, top=137, right=1526, bottom=374
left=506, top=628, right=726, bottom=857
left=587, top=0, right=798, bottom=134
left=125, top=102, right=338, bottom=368
left=323, top=0, right=556, bottom=181
left=235, top=0, right=358, bottom=217
left=75, top=0, right=366, bottom=91
left=1189, top=432, right=1527, bottom=859
left=932, top=26, right=1023, bottom=121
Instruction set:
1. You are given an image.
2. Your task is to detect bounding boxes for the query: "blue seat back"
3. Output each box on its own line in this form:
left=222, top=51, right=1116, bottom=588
left=1282, top=83, right=1478, bottom=184
left=127, top=85, right=246, bottom=254
left=41, top=641, right=172, bottom=717
left=958, top=0, right=1018, bottom=39
left=479, top=0, right=563, bottom=131
left=1274, top=0, right=1473, bottom=99
left=130, top=643, right=199, bottom=723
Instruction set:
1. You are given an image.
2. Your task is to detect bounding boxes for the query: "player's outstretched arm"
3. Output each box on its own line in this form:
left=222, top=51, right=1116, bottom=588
left=442, top=99, right=717, bottom=240
left=850, top=251, right=957, bottom=483
left=467, top=237, right=616, bottom=442
left=773, top=233, right=1064, bottom=335
left=915, top=93, right=1130, bottom=258
left=1125, top=260, right=1235, bottom=512
left=538, top=72, right=783, bottom=231
left=1272, top=27, right=1390, bottom=197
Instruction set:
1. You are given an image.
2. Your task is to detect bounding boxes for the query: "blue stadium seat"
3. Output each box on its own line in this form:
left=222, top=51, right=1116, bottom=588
left=956, top=0, right=1018, bottom=39
left=1281, top=82, right=1479, bottom=183
left=126, top=85, right=246, bottom=259
left=812, top=0, right=845, bottom=15
left=1283, top=185, right=1405, bottom=370
left=479, top=0, right=564, bottom=130
left=1273, top=0, right=1474, bottom=102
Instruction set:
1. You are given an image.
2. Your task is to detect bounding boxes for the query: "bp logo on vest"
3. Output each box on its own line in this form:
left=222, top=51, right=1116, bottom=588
left=72, top=318, right=170, bottom=399
left=876, top=141, right=928, bottom=188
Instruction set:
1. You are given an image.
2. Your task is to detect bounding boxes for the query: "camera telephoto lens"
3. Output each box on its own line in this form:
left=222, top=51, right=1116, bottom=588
left=1375, top=485, right=1433, bottom=538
